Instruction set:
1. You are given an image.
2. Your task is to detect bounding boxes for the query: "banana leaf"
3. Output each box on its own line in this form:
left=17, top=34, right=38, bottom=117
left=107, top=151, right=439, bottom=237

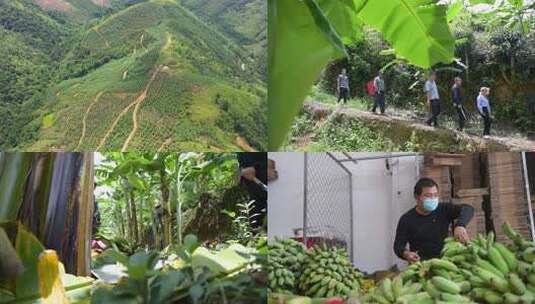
left=0, top=153, right=34, bottom=221
left=0, top=226, right=24, bottom=281
left=268, top=0, right=346, bottom=150
left=447, top=0, right=464, bottom=22
left=75, top=153, right=95, bottom=276
left=0, top=222, right=93, bottom=303
left=191, top=244, right=253, bottom=276
left=43, top=153, right=93, bottom=275
left=267, top=0, right=456, bottom=149
left=18, top=153, right=56, bottom=241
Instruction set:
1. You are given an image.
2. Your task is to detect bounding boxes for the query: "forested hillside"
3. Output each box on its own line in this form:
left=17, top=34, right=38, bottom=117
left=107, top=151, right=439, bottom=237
left=0, top=0, right=266, bottom=151
left=0, top=0, right=72, bottom=148
left=180, top=0, right=267, bottom=76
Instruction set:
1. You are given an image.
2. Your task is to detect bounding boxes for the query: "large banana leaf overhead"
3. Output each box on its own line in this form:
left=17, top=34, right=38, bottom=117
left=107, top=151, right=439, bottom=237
left=268, top=0, right=349, bottom=151
left=268, top=0, right=456, bottom=150
left=358, top=0, right=455, bottom=68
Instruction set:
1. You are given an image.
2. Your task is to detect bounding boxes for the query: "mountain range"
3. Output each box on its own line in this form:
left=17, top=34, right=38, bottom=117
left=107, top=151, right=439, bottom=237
left=0, top=0, right=266, bottom=151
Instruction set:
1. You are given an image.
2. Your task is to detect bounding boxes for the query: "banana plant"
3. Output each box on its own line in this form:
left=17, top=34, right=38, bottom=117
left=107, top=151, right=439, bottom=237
left=95, top=153, right=238, bottom=250
left=487, top=0, right=534, bottom=35
left=0, top=152, right=94, bottom=276
left=169, top=153, right=236, bottom=247
left=268, top=0, right=458, bottom=149
left=0, top=222, right=94, bottom=303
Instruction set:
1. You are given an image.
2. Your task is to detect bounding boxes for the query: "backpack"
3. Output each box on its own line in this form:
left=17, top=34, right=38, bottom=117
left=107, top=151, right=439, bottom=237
left=366, top=80, right=375, bottom=96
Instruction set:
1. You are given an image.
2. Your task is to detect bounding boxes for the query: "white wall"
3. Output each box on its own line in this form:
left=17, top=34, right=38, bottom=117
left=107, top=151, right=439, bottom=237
left=267, top=152, right=305, bottom=239
left=390, top=155, right=423, bottom=269
left=342, top=153, right=422, bottom=272
left=268, top=152, right=423, bottom=273
left=344, top=154, right=394, bottom=273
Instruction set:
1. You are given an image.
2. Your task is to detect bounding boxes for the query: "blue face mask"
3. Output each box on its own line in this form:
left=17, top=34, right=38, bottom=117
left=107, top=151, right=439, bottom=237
left=423, top=198, right=439, bottom=212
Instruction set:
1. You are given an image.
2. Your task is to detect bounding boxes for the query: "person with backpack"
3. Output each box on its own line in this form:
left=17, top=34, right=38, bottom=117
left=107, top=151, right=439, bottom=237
left=477, top=87, right=492, bottom=138
left=337, top=68, right=350, bottom=105
left=451, top=77, right=467, bottom=131
left=372, top=70, right=386, bottom=114
left=425, top=71, right=441, bottom=127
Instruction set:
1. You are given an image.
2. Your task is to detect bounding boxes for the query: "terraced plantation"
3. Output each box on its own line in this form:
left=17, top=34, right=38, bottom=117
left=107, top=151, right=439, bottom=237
left=2, top=0, right=266, bottom=151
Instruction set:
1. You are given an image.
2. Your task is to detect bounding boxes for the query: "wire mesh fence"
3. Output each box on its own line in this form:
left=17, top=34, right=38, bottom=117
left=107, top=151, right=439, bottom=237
left=302, top=153, right=353, bottom=260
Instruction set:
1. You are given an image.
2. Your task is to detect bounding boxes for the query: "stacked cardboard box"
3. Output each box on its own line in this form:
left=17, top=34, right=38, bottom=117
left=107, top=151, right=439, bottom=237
left=453, top=188, right=488, bottom=238
left=422, top=154, right=466, bottom=200
left=452, top=154, right=482, bottom=190
left=488, top=153, right=531, bottom=242
left=420, top=153, right=532, bottom=241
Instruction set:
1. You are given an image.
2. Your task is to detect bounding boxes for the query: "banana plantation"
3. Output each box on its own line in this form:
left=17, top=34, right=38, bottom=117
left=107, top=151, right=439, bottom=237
left=0, top=152, right=267, bottom=304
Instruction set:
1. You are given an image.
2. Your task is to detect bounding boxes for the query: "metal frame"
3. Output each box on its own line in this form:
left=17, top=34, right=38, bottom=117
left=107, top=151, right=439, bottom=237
left=302, top=152, right=421, bottom=263
left=301, top=152, right=534, bottom=267
left=303, top=153, right=308, bottom=250
left=522, top=152, right=535, bottom=241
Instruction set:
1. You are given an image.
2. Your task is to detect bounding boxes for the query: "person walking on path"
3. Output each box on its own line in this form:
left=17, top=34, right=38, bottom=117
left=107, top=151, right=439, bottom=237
left=477, top=87, right=492, bottom=138
left=372, top=71, right=386, bottom=114
left=451, top=77, right=467, bottom=131
left=337, top=68, right=350, bottom=105
left=425, top=71, right=441, bottom=127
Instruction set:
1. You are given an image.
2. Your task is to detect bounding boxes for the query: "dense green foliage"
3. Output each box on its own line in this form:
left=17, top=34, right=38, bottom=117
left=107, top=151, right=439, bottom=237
left=319, top=11, right=535, bottom=137
left=91, top=152, right=267, bottom=303
left=268, top=0, right=458, bottom=150
left=269, top=0, right=535, bottom=149
left=0, top=0, right=266, bottom=151
left=180, top=0, right=267, bottom=77
left=0, top=1, right=71, bottom=148
left=285, top=108, right=493, bottom=152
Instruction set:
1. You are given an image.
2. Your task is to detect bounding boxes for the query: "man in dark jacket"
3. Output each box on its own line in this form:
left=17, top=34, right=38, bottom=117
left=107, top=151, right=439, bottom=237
left=451, top=77, right=467, bottom=131
left=237, top=153, right=267, bottom=229
left=394, top=177, right=475, bottom=263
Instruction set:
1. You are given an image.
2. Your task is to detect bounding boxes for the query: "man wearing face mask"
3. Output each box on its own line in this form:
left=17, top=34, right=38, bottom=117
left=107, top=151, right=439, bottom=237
left=393, top=177, right=475, bottom=263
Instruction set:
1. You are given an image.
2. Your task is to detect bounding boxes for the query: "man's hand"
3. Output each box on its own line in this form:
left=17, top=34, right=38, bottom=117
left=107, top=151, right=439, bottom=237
left=403, top=250, right=420, bottom=264
left=454, top=226, right=470, bottom=243
left=241, top=167, right=256, bottom=181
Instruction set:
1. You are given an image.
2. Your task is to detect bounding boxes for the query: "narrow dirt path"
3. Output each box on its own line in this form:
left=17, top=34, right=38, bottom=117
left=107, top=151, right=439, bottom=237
left=96, top=100, right=136, bottom=150
left=94, top=28, right=110, bottom=48
left=303, top=101, right=535, bottom=151
left=121, top=65, right=163, bottom=152
left=236, top=136, right=257, bottom=152
left=97, top=66, right=162, bottom=151
left=76, top=91, right=104, bottom=151
left=140, top=33, right=145, bottom=49
left=157, top=138, right=173, bottom=152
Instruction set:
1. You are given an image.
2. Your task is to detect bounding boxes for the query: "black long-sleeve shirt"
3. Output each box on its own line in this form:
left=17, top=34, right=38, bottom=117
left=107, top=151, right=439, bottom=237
left=393, top=203, right=474, bottom=261
left=451, top=85, right=463, bottom=106
left=237, top=153, right=267, bottom=184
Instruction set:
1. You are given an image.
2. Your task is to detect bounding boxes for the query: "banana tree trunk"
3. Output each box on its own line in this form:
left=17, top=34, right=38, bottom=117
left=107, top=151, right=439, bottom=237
left=43, top=153, right=94, bottom=275
left=175, top=155, right=183, bottom=246
left=19, top=153, right=56, bottom=240
left=159, top=166, right=171, bottom=247
left=0, top=153, right=34, bottom=221
left=76, top=153, right=94, bottom=276
left=130, top=193, right=139, bottom=245
left=122, top=181, right=133, bottom=242
left=1, top=153, right=94, bottom=276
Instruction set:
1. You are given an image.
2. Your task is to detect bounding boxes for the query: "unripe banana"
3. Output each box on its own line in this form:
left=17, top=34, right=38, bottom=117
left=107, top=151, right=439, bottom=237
left=488, top=245, right=510, bottom=274
left=431, top=276, right=461, bottom=294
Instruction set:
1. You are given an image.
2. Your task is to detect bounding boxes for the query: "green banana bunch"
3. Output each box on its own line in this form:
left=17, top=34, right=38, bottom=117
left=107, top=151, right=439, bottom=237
left=268, top=238, right=307, bottom=293
left=360, top=275, right=432, bottom=304
left=298, top=245, right=363, bottom=298
left=395, top=223, right=535, bottom=304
